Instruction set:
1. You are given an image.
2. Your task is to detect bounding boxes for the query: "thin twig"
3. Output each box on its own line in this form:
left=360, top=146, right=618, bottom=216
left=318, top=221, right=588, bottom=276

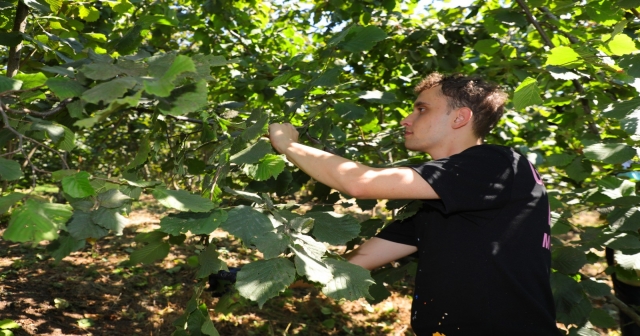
left=3, top=98, right=74, bottom=117
left=514, top=0, right=600, bottom=136
left=631, top=8, right=640, bottom=20
left=607, top=294, right=640, bottom=327
left=0, top=85, right=45, bottom=97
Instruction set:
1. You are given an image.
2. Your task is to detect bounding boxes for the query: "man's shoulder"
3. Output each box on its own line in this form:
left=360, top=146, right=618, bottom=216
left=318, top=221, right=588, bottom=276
left=456, top=144, right=520, bottom=163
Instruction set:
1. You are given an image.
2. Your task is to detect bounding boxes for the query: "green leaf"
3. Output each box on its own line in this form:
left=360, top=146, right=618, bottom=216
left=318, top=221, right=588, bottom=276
left=605, top=33, right=637, bottom=56
left=551, top=272, right=592, bottom=326
left=322, top=259, right=374, bottom=300
left=546, top=153, right=576, bottom=167
left=244, top=154, right=286, bottom=181
left=50, top=234, right=86, bottom=261
left=474, top=39, right=501, bottom=55
left=583, top=143, right=636, bottom=164
left=252, top=231, right=290, bottom=259
left=0, top=76, right=22, bottom=92
left=62, top=171, right=95, bottom=198
left=513, top=77, right=543, bottom=111
left=579, top=278, right=611, bottom=297
left=81, top=77, right=137, bottom=104
left=335, top=102, right=367, bottom=120
left=269, top=71, right=298, bottom=87
left=241, top=112, right=269, bottom=141
left=565, top=157, right=593, bottom=182
left=552, top=247, right=587, bottom=274
left=620, top=54, right=640, bottom=78
left=79, top=63, right=123, bottom=81
left=369, top=262, right=417, bottom=304
left=357, top=90, right=396, bottom=104
left=307, top=212, right=360, bottom=245
left=0, top=32, right=23, bottom=47
left=66, top=100, right=84, bottom=119
left=312, top=67, right=341, bottom=87
left=0, top=319, right=20, bottom=329
left=236, top=258, right=296, bottom=308
left=31, top=120, right=65, bottom=142
left=78, top=6, right=100, bottom=21
left=114, top=25, right=143, bottom=55
left=158, top=80, right=208, bottom=115
left=589, top=308, right=616, bottom=328
left=196, top=244, right=224, bottom=278
left=97, top=189, right=132, bottom=208
left=219, top=205, right=273, bottom=244
left=159, top=210, right=228, bottom=235
left=603, top=97, right=640, bottom=119
left=135, top=230, right=168, bottom=243
left=0, top=192, right=25, bottom=215
left=545, top=46, right=582, bottom=67
left=14, top=72, right=47, bottom=89
left=3, top=200, right=72, bottom=243
left=0, top=158, right=23, bottom=181
left=342, top=25, right=387, bottom=53
left=91, top=207, right=128, bottom=235
left=230, top=139, right=273, bottom=164
left=152, top=188, right=215, bottom=213
left=57, top=126, right=75, bottom=151
left=606, top=233, right=640, bottom=250
left=292, top=245, right=333, bottom=284
left=200, top=318, right=220, bottom=336
left=126, top=135, right=151, bottom=169
left=67, top=211, right=109, bottom=239
left=130, top=241, right=170, bottom=264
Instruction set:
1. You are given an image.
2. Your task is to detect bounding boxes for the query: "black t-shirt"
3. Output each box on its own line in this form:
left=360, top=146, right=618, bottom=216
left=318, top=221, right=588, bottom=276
left=376, top=144, right=558, bottom=335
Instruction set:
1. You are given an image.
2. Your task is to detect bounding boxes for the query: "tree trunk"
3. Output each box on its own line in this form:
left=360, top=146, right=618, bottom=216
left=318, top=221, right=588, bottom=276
left=7, top=1, right=29, bottom=78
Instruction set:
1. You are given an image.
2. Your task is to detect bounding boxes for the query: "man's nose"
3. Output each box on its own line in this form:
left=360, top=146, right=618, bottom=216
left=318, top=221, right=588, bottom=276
left=401, top=113, right=413, bottom=126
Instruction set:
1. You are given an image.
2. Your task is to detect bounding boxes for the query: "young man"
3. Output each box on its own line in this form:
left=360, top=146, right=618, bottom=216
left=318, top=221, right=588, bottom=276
left=269, top=73, right=558, bottom=335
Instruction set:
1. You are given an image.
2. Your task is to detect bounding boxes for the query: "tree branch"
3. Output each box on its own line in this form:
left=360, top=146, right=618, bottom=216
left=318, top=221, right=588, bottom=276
left=514, top=0, right=600, bottom=136
left=7, top=1, right=29, bottom=77
left=3, top=98, right=74, bottom=117
left=631, top=8, right=640, bottom=20
left=607, top=294, right=640, bottom=327
left=0, top=85, right=45, bottom=97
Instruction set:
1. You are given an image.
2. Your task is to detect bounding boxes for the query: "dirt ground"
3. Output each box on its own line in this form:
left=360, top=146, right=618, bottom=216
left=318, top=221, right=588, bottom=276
left=0, top=205, right=415, bottom=336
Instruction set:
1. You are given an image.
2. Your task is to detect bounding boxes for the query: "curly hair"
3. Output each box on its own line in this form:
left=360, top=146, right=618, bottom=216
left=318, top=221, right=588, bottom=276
left=414, top=73, right=508, bottom=138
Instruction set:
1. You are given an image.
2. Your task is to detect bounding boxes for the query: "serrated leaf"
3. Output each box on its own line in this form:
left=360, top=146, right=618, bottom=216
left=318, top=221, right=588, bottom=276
left=322, top=259, right=374, bottom=300
left=327, top=26, right=352, bottom=47
left=14, top=72, right=47, bottom=89
left=62, top=171, right=95, bottom=198
left=222, top=187, right=263, bottom=203
left=219, top=205, right=273, bottom=244
left=552, top=247, right=587, bottom=274
left=357, top=90, right=396, bottom=104
left=196, top=244, right=224, bottom=278
left=620, top=54, right=640, bottom=78
left=97, top=189, right=132, bottom=208
left=241, top=113, right=269, bottom=141
left=82, top=77, right=137, bottom=104
left=135, top=230, right=168, bottom=243
left=0, top=192, right=25, bottom=214
left=236, top=258, right=296, bottom=308
left=80, top=63, right=123, bottom=81
left=78, top=6, right=100, bottom=21
left=606, top=233, right=640, bottom=250
left=551, top=272, right=592, bottom=326
left=292, top=245, right=333, bottom=284
left=152, top=188, right=214, bottom=213
left=269, top=71, right=298, bottom=87
left=513, top=77, right=543, bottom=111
left=159, top=210, right=227, bottom=235
left=3, top=200, right=72, bottom=243
left=126, top=135, right=151, bottom=169
left=307, top=212, right=360, bottom=245
left=342, top=25, right=386, bottom=53
left=230, top=139, right=273, bottom=164
left=565, top=157, right=593, bottom=182
left=91, top=207, right=127, bottom=235
left=545, top=46, right=582, bottom=66
left=200, top=318, right=220, bottom=336
left=130, top=240, right=170, bottom=264
left=474, top=39, right=501, bottom=55
left=580, top=278, right=611, bottom=297
left=605, top=33, right=637, bottom=56
left=603, top=97, right=640, bottom=119
left=0, top=75, right=22, bottom=92
left=67, top=211, right=109, bottom=239
left=158, top=80, right=208, bottom=115
left=290, top=217, right=314, bottom=233
left=589, top=308, right=617, bottom=328
left=252, top=231, right=289, bottom=259
left=50, top=234, right=86, bottom=261
left=547, top=153, right=576, bottom=167
left=31, top=120, right=65, bottom=142
left=51, top=169, right=76, bottom=181
left=244, top=154, right=286, bottom=181
left=583, top=143, right=636, bottom=164
left=57, top=126, right=75, bottom=151
left=312, top=67, right=341, bottom=87
left=0, top=158, right=23, bottom=181
left=335, top=102, right=366, bottom=120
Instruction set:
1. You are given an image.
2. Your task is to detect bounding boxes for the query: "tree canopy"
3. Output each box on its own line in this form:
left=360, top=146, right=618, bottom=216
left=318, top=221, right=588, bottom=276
left=1, top=0, right=640, bottom=333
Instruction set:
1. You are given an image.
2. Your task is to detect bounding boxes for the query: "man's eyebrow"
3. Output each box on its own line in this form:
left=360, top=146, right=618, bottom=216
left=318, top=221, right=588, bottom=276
left=413, top=101, right=430, bottom=107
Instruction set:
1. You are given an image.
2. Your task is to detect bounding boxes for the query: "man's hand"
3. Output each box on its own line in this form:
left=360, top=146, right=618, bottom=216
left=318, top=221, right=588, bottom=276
left=268, top=123, right=299, bottom=154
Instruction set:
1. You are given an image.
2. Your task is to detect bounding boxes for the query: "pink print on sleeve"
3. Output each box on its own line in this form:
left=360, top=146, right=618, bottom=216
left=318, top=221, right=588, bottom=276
left=528, top=161, right=543, bottom=185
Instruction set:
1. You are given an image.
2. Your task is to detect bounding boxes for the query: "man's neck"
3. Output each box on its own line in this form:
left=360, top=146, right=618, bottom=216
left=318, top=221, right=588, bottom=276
left=428, top=137, right=484, bottom=160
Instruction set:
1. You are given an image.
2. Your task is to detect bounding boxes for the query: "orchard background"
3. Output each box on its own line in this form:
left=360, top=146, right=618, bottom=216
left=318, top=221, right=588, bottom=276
left=1, top=0, right=640, bottom=334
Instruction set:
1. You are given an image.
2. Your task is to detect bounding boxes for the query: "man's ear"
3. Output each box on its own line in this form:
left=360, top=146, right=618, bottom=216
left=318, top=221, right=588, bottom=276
left=452, top=107, right=473, bottom=129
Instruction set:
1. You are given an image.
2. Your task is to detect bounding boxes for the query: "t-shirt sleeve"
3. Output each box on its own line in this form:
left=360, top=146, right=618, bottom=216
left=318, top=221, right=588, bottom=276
left=376, top=215, right=419, bottom=247
left=412, top=147, right=514, bottom=214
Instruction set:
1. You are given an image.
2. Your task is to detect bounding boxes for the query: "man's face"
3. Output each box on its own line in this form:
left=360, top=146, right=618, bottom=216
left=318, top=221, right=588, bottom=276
left=401, top=85, right=454, bottom=154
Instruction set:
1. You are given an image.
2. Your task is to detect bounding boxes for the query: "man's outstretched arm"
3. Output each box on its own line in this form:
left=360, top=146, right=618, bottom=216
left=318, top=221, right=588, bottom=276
left=346, top=237, right=418, bottom=270
left=269, top=123, right=439, bottom=200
